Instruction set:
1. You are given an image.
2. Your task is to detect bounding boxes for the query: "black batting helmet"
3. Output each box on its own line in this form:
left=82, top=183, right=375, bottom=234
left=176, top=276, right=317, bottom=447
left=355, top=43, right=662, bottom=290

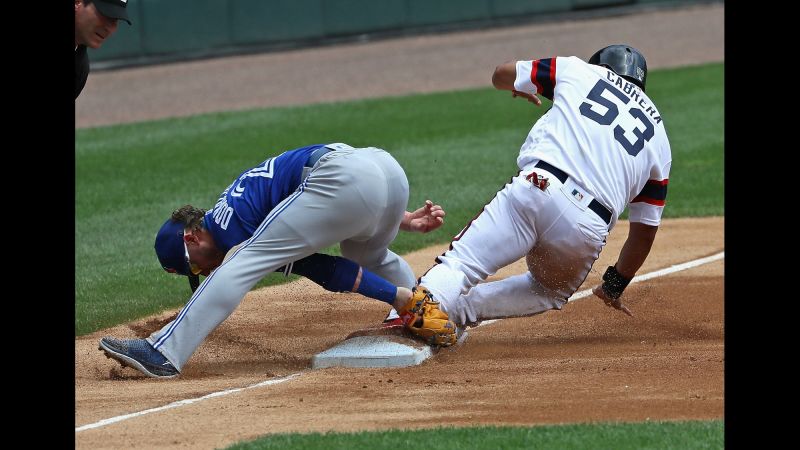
left=588, top=45, right=648, bottom=91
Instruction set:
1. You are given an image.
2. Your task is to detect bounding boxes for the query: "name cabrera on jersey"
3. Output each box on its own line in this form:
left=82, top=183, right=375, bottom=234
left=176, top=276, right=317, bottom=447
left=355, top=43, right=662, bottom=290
left=202, top=144, right=327, bottom=253
left=513, top=56, right=672, bottom=227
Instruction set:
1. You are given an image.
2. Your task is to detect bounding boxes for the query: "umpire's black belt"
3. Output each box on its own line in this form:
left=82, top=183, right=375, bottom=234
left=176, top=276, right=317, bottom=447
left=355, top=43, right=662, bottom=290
left=534, top=160, right=613, bottom=225
left=305, top=146, right=335, bottom=168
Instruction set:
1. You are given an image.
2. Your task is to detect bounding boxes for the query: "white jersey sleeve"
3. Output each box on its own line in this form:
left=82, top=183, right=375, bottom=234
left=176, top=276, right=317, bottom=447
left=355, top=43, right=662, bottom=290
left=627, top=160, right=671, bottom=226
left=513, top=57, right=562, bottom=101
left=513, top=55, right=672, bottom=228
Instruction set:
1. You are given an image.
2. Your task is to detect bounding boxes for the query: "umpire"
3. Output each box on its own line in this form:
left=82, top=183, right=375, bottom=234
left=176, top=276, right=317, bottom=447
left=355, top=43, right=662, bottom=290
left=75, top=0, right=132, bottom=99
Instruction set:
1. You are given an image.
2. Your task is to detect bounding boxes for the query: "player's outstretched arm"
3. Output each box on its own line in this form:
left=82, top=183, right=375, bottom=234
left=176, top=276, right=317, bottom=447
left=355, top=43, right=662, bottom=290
left=613, top=222, right=659, bottom=279
left=400, top=200, right=445, bottom=233
left=492, top=61, right=517, bottom=90
left=492, top=61, right=541, bottom=105
left=592, top=222, right=659, bottom=316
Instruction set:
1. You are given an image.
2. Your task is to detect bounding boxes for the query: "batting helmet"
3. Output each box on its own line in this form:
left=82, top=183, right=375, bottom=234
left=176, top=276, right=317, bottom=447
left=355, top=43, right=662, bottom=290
left=588, top=45, right=648, bottom=92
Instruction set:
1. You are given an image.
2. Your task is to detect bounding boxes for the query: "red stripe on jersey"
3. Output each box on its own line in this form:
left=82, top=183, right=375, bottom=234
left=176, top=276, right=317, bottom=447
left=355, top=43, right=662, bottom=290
left=532, top=58, right=556, bottom=100
left=530, top=60, right=543, bottom=94
left=631, top=196, right=666, bottom=206
left=634, top=179, right=669, bottom=204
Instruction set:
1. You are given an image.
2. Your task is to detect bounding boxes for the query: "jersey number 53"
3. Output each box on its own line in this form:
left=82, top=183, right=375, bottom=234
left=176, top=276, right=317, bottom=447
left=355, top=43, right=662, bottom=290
left=578, top=80, right=655, bottom=157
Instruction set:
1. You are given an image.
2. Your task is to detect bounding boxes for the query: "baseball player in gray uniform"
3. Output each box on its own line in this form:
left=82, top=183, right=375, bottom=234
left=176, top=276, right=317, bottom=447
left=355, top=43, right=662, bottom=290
left=99, top=142, right=448, bottom=378
left=407, top=45, right=672, bottom=335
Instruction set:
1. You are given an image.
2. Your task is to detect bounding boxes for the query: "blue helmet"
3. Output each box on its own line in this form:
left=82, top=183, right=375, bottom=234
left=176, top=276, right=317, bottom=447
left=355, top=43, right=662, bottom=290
left=589, top=44, right=648, bottom=92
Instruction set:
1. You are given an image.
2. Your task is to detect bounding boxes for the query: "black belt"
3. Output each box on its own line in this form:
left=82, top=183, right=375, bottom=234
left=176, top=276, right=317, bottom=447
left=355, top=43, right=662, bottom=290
left=305, top=146, right=335, bottom=168
left=534, top=161, right=613, bottom=225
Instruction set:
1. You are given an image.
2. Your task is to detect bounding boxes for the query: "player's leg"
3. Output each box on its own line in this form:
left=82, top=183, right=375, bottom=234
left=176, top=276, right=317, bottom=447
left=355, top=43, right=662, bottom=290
left=442, top=272, right=561, bottom=325
left=418, top=173, right=541, bottom=312
left=338, top=147, right=417, bottom=288
left=292, top=146, right=417, bottom=308
left=525, top=216, right=607, bottom=298
left=335, top=147, right=418, bottom=322
left=147, top=152, right=397, bottom=371
left=441, top=175, right=609, bottom=326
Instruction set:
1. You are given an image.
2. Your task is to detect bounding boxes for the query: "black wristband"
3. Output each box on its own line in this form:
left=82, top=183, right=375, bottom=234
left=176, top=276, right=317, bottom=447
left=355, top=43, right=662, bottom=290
left=601, top=265, right=632, bottom=300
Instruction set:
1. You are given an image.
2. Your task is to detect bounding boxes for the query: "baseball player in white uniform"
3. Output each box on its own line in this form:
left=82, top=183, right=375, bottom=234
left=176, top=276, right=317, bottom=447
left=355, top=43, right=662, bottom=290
left=407, top=45, right=672, bottom=336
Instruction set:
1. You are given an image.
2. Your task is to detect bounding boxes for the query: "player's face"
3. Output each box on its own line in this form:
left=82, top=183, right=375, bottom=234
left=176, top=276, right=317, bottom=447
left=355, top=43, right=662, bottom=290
left=75, top=1, right=119, bottom=48
left=186, top=242, right=223, bottom=277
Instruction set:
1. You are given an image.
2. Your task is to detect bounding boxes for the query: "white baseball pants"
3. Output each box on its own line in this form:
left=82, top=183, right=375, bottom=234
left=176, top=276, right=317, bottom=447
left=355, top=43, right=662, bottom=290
left=420, top=166, right=609, bottom=326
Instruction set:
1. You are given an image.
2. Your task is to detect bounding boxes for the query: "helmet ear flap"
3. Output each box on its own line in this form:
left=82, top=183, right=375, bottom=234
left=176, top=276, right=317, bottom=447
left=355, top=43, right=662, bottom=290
left=589, top=45, right=648, bottom=91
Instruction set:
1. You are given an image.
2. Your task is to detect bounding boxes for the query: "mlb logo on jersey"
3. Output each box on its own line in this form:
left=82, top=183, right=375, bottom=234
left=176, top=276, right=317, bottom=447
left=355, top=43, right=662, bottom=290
left=560, top=178, right=594, bottom=211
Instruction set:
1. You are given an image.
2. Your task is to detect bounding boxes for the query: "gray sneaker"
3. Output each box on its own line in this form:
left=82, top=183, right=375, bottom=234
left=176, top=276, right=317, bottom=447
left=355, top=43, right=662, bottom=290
left=99, top=337, right=179, bottom=379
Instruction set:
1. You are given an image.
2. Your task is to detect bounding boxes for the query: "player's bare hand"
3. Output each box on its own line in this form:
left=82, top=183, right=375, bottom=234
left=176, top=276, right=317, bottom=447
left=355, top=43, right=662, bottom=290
left=512, top=90, right=542, bottom=106
left=401, top=200, right=445, bottom=233
left=593, top=285, right=633, bottom=317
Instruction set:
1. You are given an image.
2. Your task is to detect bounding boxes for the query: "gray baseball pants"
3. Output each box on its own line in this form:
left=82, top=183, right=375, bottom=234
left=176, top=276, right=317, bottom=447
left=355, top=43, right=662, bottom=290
left=148, top=145, right=415, bottom=371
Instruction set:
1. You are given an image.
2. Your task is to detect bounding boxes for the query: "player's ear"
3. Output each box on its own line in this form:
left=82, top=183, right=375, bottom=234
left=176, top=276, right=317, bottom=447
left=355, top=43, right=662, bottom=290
left=183, top=231, right=199, bottom=245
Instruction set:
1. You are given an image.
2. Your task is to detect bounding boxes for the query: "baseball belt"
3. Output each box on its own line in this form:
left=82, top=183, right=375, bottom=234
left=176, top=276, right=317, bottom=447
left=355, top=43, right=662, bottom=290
left=534, top=160, right=613, bottom=225
left=305, top=146, right=335, bottom=168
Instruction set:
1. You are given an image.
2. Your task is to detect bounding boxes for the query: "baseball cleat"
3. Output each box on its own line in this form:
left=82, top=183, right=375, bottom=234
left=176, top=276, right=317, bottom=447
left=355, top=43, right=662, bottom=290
left=382, top=317, right=404, bottom=327
left=99, top=337, right=179, bottom=379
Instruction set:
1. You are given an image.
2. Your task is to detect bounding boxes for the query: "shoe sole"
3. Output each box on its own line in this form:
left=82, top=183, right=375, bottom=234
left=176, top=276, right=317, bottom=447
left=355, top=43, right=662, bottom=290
left=98, top=340, right=179, bottom=379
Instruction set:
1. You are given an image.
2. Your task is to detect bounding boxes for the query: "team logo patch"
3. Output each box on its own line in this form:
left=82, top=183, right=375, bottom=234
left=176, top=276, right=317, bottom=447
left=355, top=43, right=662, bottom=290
left=572, top=189, right=584, bottom=201
left=526, top=171, right=549, bottom=190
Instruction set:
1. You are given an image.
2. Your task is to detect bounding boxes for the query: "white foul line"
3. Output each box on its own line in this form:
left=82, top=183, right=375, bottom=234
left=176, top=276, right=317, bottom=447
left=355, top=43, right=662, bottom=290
left=478, top=251, right=724, bottom=327
left=75, top=373, right=302, bottom=433
left=77, top=251, right=723, bottom=433
left=569, top=251, right=724, bottom=302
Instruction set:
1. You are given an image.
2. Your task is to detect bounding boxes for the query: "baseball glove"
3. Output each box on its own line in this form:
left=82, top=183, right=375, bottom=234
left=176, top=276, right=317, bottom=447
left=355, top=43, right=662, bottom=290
left=398, top=287, right=458, bottom=347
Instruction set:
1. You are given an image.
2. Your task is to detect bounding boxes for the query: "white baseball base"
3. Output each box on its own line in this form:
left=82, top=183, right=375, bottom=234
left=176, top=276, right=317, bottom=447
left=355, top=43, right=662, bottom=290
left=311, top=335, right=432, bottom=369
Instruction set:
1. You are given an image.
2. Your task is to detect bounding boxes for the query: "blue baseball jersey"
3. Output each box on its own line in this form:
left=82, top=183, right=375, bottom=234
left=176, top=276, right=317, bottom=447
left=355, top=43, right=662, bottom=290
left=203, top=144, right=327, bottom=253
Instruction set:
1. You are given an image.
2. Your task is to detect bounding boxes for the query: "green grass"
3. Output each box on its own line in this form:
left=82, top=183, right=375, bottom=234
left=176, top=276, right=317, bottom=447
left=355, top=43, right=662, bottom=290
left=645, top=64, right=724, bottom=217
left=225, top=421, right=724, bottom=450
left=75, top=62, right=723, bottom=335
